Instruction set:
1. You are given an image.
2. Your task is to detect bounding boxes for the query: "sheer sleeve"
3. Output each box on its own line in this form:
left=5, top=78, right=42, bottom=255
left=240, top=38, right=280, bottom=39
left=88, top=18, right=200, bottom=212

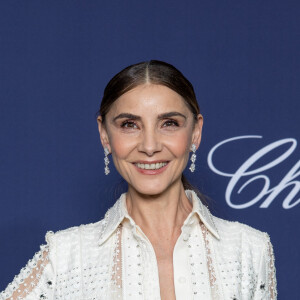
left=254, top=233, right=277, bottom=300
left=0, top=231, right=56, bottom=300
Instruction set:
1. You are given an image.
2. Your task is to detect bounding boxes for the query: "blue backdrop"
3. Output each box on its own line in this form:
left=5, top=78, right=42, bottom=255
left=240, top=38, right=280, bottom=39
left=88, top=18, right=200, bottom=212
left=0, top=0, right=299, bottom=298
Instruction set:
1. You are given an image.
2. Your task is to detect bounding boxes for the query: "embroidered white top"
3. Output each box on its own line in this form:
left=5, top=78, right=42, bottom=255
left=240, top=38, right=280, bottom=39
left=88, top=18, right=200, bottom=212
left=1, top=190, right=277, bottom=300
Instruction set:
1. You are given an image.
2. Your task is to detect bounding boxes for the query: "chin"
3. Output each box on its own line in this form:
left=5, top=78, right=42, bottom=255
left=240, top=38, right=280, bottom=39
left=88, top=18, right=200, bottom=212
left=132, top=181, right=168, bottom=196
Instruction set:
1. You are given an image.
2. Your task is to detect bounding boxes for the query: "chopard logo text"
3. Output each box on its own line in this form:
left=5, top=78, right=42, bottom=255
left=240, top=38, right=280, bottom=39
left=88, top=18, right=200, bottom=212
left=207, top=135, right=300, bottom=209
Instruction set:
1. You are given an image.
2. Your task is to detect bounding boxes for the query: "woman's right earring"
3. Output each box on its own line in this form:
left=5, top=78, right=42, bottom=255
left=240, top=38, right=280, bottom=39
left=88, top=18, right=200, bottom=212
left=189, top=144, right=197, bottom=173
left=104, top=147, right=110, bottom=175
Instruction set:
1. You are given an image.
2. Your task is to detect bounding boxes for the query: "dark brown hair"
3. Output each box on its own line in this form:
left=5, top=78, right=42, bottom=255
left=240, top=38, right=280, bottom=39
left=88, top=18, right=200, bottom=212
left=98, top=60, right=200, bottom=123
left=96, top=60, right=207, bottom=204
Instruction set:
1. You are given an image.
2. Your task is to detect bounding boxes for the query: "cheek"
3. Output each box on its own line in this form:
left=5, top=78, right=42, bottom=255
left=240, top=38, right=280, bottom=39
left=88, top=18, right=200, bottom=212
left=109, top=133, right=136, bottom=159
left=164, top=131, right=192, bottom=158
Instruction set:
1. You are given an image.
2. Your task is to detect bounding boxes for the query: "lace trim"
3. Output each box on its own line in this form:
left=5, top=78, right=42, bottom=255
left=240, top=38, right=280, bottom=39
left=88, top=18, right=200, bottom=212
left=266, top=237, right=277, bottom=300
left=110, top=224, right=122, bottom=299
left=200, top=223, right=220, bottom=299
left=0, top=245, right=49, bottom=300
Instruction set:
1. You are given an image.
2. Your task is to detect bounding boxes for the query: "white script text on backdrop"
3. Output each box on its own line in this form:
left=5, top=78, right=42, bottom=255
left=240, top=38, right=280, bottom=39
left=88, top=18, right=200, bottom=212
left=207, top=135, right=299, bottom=209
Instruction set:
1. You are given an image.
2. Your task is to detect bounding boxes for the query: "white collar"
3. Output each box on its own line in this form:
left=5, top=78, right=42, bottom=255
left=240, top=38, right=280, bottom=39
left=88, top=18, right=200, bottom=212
left=98, top=189, right=220, bottom=246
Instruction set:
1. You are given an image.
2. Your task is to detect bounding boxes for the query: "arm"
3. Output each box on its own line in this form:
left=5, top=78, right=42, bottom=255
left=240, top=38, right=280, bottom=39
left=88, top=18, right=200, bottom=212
left=254, top=233, right=277, bottom=300
left=0, top=231, right=56, bottom=300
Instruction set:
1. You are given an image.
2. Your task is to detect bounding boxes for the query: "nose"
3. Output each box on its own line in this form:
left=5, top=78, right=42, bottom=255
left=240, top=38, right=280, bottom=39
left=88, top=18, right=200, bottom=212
left=137, top=128, right=162, bottom=156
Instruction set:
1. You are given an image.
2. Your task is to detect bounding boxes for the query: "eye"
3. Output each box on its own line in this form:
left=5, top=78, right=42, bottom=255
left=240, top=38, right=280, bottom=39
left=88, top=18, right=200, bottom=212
left=120, top=121, right=138, bottom=129
left=162, top=119, right=179, bottom=127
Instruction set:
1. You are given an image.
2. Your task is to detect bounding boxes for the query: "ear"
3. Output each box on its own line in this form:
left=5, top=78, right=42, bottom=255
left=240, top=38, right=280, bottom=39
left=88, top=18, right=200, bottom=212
left=97, top=116, right=111, bottom=152
left=191, top=114, right=203, bottom=150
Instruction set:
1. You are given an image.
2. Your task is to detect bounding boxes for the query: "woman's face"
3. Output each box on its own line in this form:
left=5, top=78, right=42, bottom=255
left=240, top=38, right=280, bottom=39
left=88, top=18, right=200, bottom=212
left=97, top=84, right=203, bottom=196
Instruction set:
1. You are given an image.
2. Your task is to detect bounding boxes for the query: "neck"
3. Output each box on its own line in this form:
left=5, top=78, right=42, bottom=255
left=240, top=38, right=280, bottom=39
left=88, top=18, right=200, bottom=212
left=126, top=181, right=193, bottom=240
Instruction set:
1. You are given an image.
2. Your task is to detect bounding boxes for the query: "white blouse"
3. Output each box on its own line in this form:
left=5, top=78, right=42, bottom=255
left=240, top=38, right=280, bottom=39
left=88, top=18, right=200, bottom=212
left=1, top=190, right=277, bottom=300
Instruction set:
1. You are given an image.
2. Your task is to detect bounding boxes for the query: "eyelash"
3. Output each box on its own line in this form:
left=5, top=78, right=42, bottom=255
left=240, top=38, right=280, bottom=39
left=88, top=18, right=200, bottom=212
left=120, top=119, right=179, bottom=129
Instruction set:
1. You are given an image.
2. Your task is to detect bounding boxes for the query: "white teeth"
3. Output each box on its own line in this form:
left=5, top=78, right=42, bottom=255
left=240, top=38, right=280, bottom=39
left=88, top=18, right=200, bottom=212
left=135, top=162, right=168, bottom=170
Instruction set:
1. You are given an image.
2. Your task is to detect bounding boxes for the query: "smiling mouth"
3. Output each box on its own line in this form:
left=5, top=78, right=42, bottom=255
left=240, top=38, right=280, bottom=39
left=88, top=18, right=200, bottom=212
left=133, top=162, right=169, bottom=170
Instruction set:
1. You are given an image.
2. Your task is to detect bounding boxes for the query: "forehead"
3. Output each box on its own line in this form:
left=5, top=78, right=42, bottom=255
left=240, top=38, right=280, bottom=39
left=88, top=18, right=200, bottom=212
left=108, top=84, right=190, bottom=116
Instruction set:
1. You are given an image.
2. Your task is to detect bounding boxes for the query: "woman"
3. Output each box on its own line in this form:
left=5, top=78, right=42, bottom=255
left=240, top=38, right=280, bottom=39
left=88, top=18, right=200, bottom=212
left=1, top=60, right=277, bottom=300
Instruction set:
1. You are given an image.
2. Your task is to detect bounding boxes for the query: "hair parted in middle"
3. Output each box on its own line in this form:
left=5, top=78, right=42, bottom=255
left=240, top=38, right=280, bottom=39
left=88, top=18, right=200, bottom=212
left=97, top=60, right=200, bottom=124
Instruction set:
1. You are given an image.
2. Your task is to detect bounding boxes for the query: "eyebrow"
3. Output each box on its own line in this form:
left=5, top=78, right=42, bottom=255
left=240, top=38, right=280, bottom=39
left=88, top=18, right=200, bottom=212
left=112, top=111, right=187, bottom=122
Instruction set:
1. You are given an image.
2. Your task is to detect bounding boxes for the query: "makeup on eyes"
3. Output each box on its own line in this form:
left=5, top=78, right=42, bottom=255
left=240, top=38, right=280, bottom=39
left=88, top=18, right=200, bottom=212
left=120, top=120, right=138, bottom=128
left=119, top=118, right=181, bottom=129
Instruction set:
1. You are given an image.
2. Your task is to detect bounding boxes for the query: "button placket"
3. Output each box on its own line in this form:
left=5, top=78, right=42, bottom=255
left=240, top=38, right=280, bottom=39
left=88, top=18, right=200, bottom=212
left=129, top=224, right=161, bottom=299
left=121, top=225, right=144, bottom=299
left=173, top=225, right=194, bottom=299
left=139, top=234, right=161, bottom=299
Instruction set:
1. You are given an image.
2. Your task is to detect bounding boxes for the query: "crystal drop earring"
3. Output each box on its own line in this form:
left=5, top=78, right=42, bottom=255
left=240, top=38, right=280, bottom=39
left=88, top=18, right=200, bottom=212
left=104, top=147, right=110, bottom=175
left=189, top=144, right=197, bottom=173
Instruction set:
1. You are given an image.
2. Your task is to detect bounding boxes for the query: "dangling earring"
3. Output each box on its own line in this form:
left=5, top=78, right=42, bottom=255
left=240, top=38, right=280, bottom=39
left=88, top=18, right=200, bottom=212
left=189, top=144, right=197, bottom=172
left=104, top=147, right=110, bottom=175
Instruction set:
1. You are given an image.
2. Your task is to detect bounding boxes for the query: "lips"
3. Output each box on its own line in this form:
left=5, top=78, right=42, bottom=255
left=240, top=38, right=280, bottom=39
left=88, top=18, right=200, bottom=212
left=132, top=161, right=170, bottom=174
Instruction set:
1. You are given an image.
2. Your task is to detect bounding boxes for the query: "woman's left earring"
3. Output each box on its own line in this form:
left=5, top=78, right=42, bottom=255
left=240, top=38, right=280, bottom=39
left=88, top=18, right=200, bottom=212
left=189, top=144, right=197, bottom=173
left=104, top=147, right=110, bottom=175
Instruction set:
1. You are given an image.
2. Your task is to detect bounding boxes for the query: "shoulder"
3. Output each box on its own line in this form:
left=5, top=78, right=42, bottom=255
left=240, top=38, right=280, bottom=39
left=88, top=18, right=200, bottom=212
left=212, top=215, right=271, bottom=249
left=45, top=217, right=107, bottom=248
left=43, top=218, right=109, bottom=272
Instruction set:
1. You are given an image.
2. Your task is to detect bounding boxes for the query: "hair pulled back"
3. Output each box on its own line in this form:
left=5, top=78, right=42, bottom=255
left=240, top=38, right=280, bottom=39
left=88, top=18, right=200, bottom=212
left=98, top=60, right=200, bottom=124
left=96, top=60, right=206, bottom=204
